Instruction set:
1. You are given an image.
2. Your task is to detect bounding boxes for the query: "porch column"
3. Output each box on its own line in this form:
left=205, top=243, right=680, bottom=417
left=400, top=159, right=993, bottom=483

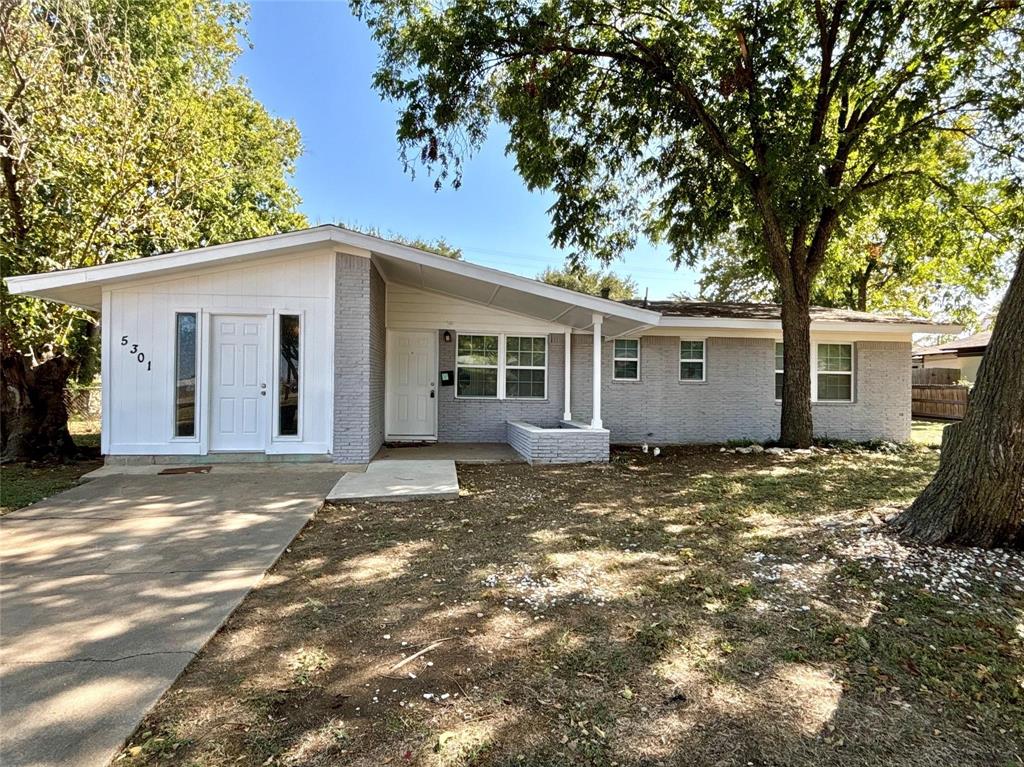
left=563, top=329, right=572, bottom=421
left=591, top=313, right=603, bottom=429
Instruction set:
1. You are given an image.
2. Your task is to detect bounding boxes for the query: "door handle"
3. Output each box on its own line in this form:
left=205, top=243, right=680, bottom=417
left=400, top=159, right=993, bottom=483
left=430, top=391, right=435, bottom=398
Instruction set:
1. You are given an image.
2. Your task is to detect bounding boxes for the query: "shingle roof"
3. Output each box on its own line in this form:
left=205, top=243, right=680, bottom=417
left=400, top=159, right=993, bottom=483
left=620, top=299, right=936, bottom=325
left=912, top=331, right=991, bottom=357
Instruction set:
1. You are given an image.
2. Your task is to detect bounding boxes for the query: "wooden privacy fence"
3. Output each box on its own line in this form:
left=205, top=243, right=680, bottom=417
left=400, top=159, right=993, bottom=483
left=911, top=384, right=969, bottom=420
left=912, top=367, right=962, bottom=385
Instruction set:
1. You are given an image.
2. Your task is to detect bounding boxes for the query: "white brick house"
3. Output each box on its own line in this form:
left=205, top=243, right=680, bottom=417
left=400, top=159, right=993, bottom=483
left=5, top=226, right=956, bottom=465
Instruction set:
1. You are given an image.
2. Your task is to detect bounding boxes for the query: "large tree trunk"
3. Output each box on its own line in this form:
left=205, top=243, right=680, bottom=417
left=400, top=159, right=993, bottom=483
left=1, top=342, right=78, bottom=463
left=891, top=254, right=1024, bottom=548
left=779, top=292, right=814, bottom=448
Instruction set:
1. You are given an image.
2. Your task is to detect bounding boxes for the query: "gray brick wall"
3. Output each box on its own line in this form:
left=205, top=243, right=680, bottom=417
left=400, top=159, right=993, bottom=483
left=332, top=254, right=385, bottom=464
left=570, top=335, right=911, bottom=444
left=507, top=420, right=609, bottom=464
left=813, top=340, right=911, bottom=442
left=437, top=332, right=566, bottom=442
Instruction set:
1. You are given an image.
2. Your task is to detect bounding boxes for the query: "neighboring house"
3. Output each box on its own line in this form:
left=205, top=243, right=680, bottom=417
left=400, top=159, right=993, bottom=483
left=5, top=226, right=955, bottom=465
left=912, top=331, right=990, bottom=384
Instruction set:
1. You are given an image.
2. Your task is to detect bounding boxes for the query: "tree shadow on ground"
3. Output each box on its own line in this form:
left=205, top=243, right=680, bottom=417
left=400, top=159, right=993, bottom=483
left=121, top=447, right=1022, bottom=767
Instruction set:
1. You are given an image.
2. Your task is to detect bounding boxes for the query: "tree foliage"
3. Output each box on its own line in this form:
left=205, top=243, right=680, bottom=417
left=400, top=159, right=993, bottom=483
left=539, top=264, right=638, bottom=299
left=341, top=223, right=463, bottom=259
left=696, top=135, right=1018, bottom=328
left=1, top=0, right=306, bottom=370
left=354, top=0, right=1023, bottom=446
left=0, top=0, right=305, bottom=458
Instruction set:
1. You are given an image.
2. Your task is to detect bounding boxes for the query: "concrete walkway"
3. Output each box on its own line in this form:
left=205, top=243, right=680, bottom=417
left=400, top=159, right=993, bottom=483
left=327, top=459, right=459, bottom=502
left=0, top=465, right=342, bottom=767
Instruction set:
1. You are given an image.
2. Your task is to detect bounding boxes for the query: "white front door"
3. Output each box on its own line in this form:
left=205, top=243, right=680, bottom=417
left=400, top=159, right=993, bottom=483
left=387, top=330, right=437, bottom=439
left=210, top=315, right=269, bottom=451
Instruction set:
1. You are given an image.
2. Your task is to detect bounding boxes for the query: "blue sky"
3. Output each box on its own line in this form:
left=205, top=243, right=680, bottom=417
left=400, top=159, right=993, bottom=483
left=235, top=0, right=700, bottom=299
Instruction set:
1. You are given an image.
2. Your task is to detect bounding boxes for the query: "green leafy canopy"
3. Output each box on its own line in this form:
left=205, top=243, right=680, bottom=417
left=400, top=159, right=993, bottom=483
left=354, top=0, right=1023, bottom=290
left=1, top=0, right=306, bottom=372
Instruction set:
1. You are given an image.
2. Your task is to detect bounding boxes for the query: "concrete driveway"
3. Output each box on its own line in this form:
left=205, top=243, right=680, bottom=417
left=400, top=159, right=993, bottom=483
left=0, top=464, right=342, bottom=767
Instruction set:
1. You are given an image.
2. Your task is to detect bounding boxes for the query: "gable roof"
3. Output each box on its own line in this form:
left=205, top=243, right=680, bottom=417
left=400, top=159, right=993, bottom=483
left=5, top=224, right=959, bottom=335
left=913, top=331, right=991, bottom=357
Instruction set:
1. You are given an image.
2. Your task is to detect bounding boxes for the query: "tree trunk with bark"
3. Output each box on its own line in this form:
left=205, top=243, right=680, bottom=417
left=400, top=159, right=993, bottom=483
left=779, top=293, right=814, bottom=448
left=891, top=254, right=1024, bottom=548
left=1, top=339, right=78, bottom=463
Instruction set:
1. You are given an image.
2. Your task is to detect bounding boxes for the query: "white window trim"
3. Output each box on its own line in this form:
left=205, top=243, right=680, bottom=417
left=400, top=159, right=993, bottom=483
left=170, top=309, right=201, bottom=442
left=774, top=341, right=784, bottom=402
left=454, top=332, right=548, bottom=400
left=612, top=338, right=641, bottom=381
left=679, top=338, right=706, bottom=383
left=273, top=310, right=304, bottom=441
left=504, top=335, right=548, bottom=400
left=812, top=342, right=854, bottom=402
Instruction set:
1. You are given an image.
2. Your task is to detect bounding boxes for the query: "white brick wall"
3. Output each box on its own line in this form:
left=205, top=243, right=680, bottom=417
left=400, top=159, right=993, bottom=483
left=507, top=420, right=609, bottom=464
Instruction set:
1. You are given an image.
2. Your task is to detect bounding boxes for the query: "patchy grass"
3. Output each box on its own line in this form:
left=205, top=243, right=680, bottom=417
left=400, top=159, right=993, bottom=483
left=121, top=446, right=1023, bottom=767
left=0, top=422, right=102, bottom=515
left=910, top=419, right=950, bottom=449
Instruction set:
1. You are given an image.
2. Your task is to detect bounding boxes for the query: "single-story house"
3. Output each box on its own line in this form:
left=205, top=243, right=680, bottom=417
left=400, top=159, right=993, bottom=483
left=5, top=225, right=956, bottom=465
left=912, top=331, right=990, bottom=384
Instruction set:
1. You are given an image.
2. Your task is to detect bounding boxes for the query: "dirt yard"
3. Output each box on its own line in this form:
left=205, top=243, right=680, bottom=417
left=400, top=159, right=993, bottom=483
left=120, top=446, right=1022, bottom=767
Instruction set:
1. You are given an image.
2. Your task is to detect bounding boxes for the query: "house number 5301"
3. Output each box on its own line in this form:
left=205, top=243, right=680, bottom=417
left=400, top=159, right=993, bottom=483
left=120, top=336, right=152, bottom=370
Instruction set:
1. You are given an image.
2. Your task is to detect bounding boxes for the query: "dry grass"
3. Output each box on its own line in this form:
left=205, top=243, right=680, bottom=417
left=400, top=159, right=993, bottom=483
left=119, top=447, right=1023, bottom=767
left=0, top=421, right=101, bottom=515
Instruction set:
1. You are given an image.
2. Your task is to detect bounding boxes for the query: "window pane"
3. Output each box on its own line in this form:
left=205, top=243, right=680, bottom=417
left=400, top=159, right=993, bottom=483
left=775, top=342, right=784, bottom=371
left=680, top=360, right=704, bottom=380
left=614, top=339, right=638, bottom=359
left=818, top=373, right=852, bottom=401
left=775, top=371, right=784, bottom=401
left=614, top=360, right=639, bottom=380
left=817, top=343, right=852, bottom=372
left=279, top=315, right=300, bottom=436
left=680, top=340, right=704, bottom=360
left=506, top=368, right=545, bottom=398
left=457, top=367, right=498, bottom=397
left=507, top=336, right=545, bottom=367
left=174, top=313, right=197, bottom=438
left=457, top=335, right=498, bottom=366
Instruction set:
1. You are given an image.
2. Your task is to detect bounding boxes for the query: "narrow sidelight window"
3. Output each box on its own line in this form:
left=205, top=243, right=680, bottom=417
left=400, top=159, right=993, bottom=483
left=278, top=315, right=301, bottom=436
left=613, top=339, right=640, bottom=380
left=174, top=313, right=197, bottom=437
left=775, top=342, right=785, bottom=401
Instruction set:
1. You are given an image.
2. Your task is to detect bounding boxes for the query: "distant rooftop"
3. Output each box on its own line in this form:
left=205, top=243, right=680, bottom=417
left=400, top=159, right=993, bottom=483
left=913, top=331, right=991, bottom=357
left=620, top=299, right=936, bottom=325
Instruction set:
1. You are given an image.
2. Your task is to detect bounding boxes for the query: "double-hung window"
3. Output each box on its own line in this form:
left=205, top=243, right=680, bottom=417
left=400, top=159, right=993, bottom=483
left=613, top=339, right=640, bottom=380
left=817, top=343, right=853, bottom=401
left=679, top=340, right=705, bottom=381
left=505, top=336, right=546, bottom=398
left=774, top=342, right=785, bottom=401
left=456, top=333, right=547, bottom=399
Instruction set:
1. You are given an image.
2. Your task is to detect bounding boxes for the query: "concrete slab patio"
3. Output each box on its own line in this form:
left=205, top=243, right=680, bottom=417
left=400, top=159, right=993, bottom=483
left=0, top=464, right=342, bottom=767
left=326, top=459, right=459, bottom=503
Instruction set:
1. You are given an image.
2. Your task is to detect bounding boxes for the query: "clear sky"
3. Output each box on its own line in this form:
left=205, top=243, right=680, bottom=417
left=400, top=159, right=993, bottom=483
left=234, top=0, right=700, bottom=299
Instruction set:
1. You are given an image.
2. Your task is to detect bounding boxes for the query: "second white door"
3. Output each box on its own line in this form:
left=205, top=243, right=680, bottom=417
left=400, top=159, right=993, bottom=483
left=210, top=315, right=269, bottom=451
left=387, top=330, right=437, bottom=439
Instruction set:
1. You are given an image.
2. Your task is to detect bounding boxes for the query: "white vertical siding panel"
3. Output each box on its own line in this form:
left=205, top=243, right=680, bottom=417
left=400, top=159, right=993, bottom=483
left=105, top=251, right=335, bottom=455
